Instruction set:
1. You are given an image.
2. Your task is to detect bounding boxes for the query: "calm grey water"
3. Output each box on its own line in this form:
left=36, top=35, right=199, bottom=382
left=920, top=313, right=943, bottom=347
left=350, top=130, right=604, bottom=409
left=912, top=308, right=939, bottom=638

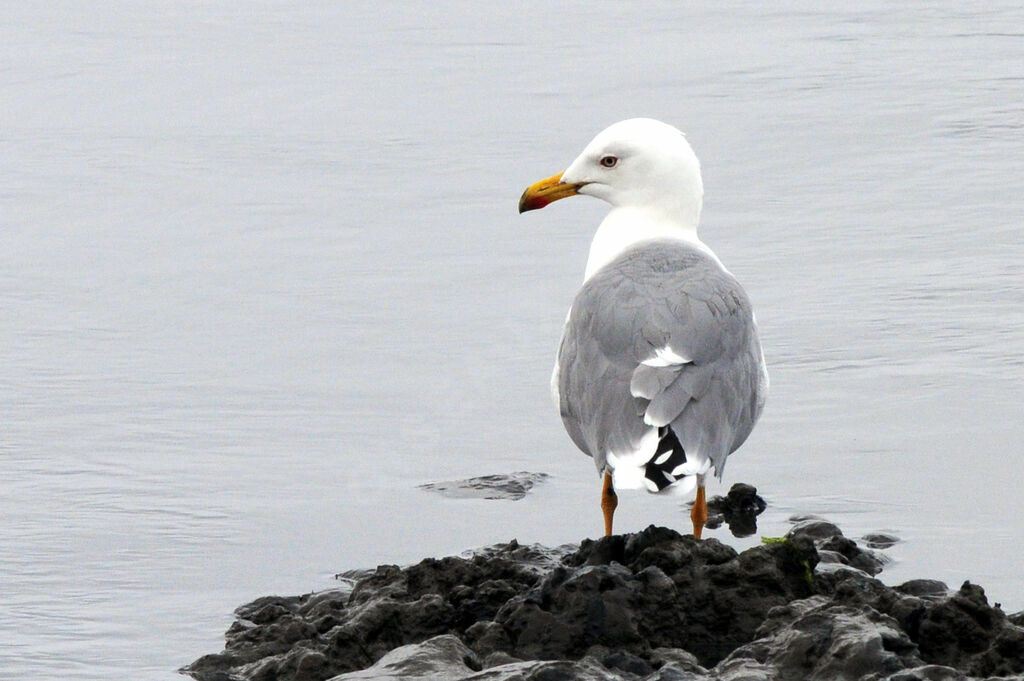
left=2, top=2, right=1023, bottom=679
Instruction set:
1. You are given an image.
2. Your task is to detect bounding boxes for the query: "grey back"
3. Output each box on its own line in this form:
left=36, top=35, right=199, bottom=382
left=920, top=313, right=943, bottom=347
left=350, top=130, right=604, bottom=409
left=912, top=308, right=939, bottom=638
left=556, top=239, right=767, bottom=479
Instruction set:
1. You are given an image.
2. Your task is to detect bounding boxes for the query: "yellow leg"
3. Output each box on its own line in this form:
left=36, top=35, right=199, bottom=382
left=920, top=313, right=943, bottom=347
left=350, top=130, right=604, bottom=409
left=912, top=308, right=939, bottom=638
left=601, top=471, right=617, bottom=536
left=691, top=484, right=707, bottom=539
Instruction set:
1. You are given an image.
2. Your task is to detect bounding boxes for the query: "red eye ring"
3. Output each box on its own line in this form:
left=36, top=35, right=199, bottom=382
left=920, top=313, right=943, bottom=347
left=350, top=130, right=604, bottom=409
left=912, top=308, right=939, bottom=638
left=600, top=155, right=618, bottom=168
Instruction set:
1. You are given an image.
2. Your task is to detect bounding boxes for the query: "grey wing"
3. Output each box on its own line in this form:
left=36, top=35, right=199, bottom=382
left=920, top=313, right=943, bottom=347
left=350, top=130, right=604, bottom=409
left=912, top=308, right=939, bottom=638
left=556, top=304, right=649, bottom=475
left=553, top=319, right=591, bottom=457
left=556, top=244, right=767, bottom=479
left=656, top=278, right=767, bottom=477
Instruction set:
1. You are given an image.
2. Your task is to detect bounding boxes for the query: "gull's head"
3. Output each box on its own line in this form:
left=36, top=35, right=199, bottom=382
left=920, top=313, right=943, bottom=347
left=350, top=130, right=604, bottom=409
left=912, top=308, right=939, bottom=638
left=519, top=118, right=704, bottom=228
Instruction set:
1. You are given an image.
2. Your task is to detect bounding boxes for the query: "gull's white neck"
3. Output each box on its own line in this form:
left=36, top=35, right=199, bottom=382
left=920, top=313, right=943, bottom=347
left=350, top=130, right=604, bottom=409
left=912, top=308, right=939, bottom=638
left=583, top=206, right=708, bottom=281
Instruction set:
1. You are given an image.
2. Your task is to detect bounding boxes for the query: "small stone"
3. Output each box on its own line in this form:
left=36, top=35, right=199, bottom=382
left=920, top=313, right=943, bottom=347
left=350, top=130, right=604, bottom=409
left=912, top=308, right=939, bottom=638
left=788, top=513, right=827, bottom=523
left=704, top=482, right=767, bottom=538
left=704, top=512, right=725, bottom=530
left=418, top=471, right=550, bottom=500
left=817, top=549, right=848, bottom=565
left=896, top=580, right=950, bottom=600
left=787, top=518, right=843, bottom=541
left=862, top=532, right=901, bottom=549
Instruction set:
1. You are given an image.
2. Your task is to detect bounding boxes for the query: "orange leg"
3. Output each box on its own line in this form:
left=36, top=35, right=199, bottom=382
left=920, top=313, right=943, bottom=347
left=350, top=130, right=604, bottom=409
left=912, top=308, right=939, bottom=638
left=601, top=471, right=618, bottom=536
left=691, top=484, right=707, bottom=539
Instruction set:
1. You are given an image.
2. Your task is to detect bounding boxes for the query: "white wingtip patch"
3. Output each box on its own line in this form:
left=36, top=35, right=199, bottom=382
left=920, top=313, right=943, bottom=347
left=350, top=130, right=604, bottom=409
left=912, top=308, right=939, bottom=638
left=659, top=475, right=699, bottom=497
left=643, top=411, right=664, bottom=427
left=641, top=345, right=691, bottom=367
left=671, top=454, right=712, bottom=478
left=607, top=429, right=661, bottom=491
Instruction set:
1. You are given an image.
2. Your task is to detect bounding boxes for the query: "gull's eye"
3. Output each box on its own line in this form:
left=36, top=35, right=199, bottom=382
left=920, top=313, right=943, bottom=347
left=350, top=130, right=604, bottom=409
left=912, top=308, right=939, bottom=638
left=599, top=155, right=618, bottom=168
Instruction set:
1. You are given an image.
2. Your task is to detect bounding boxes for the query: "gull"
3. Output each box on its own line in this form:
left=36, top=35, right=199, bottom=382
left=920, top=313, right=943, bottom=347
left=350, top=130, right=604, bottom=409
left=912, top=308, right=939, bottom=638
left=519, top=118, right=768, bottom=538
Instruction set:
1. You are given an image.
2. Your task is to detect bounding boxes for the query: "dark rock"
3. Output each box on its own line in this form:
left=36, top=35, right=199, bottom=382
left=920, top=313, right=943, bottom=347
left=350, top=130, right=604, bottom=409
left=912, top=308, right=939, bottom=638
left=897, top=580, right=951, bottom=601
left=728, top=596, right=921, bottom=680
left=184, top=591, right=350, bottom=681
left=183, top=541, right=553, bottom=681
left=184, top=522, right=1024, bottom=681
left=818, top=534, right=888, bottom=576
left=418, top=472, right=550, bottom=501
left=591, top=647, right=654, bottom=676
left=817, top=549, right=848, bottom=565
left=330, top=638, right=628, bottom=681
left=546, top=525, right=818, bottom=667
left=885, top=665, right=966, bottom=681
left=787, top=518, right=888, bottom=577
left=328, top=635, right=480, bottom=680
left=481, top=650, right=522, bottom=668
left=648, top=647, right=706, bottom=674
left=862, top=532, right=901, bottom=549
left=915, top=581, right=1024, bottom=678
left=788, top=518, right=844, bottom=542
left=704, top=483, right=767, bottom=537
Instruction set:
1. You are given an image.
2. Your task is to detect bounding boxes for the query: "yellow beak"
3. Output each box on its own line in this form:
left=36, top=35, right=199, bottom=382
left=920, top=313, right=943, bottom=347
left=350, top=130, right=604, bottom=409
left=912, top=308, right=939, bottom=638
left=518, top=173, right=583, bottom=213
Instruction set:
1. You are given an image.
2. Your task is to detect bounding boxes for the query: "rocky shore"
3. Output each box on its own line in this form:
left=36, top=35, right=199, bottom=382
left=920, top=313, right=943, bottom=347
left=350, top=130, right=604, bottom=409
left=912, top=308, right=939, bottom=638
left=183, top=510, right=1024, bottom=681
